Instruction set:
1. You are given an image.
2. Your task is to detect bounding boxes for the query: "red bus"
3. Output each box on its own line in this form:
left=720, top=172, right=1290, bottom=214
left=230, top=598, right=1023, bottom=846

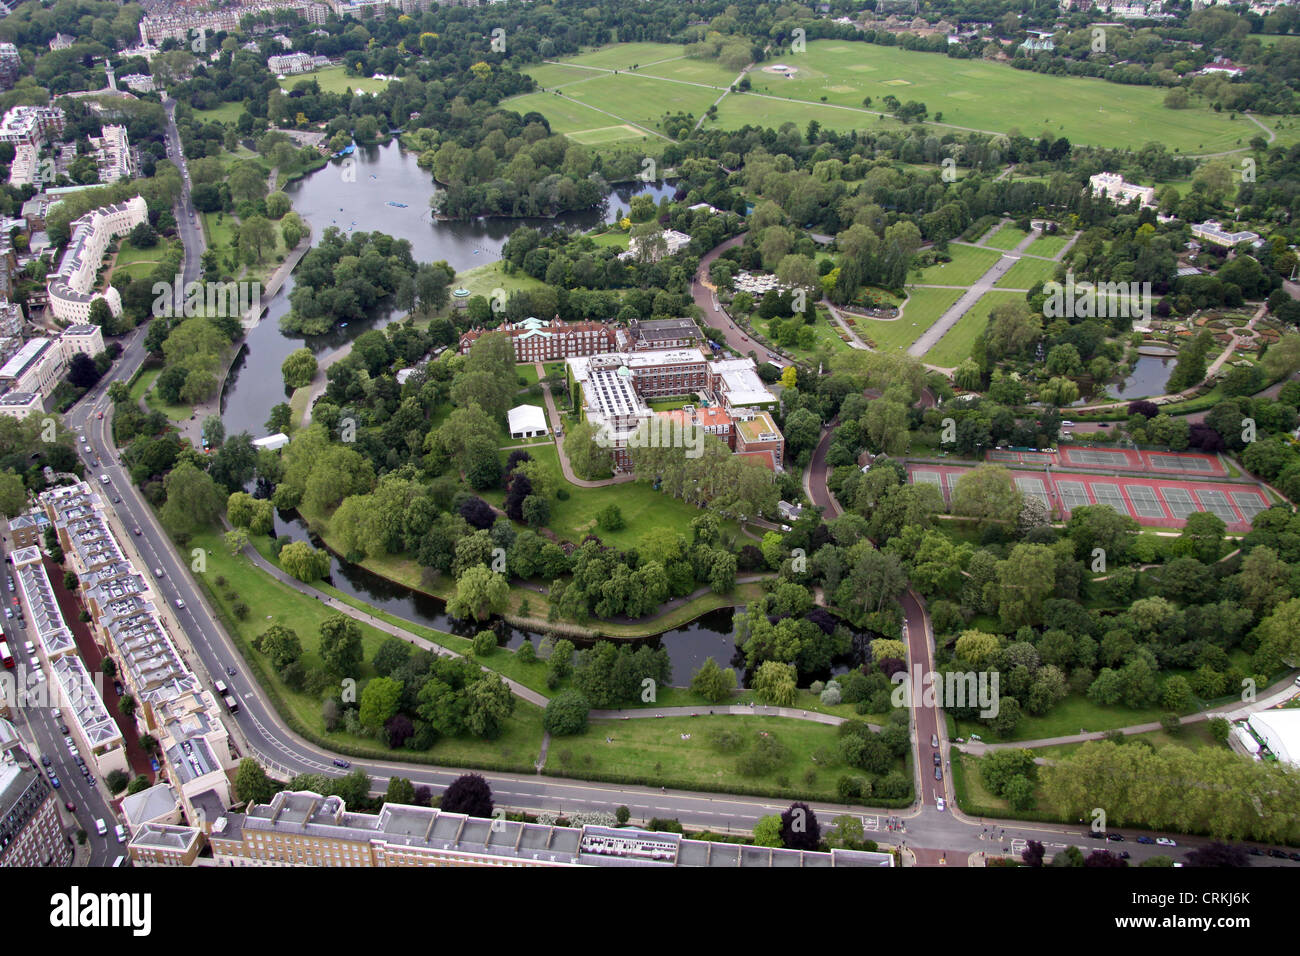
left=0, top=641, right=12, bottom=669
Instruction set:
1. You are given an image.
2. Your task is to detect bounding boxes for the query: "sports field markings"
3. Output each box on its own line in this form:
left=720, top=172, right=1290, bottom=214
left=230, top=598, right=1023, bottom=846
left=1148, top=452, right=1216, bottom=473
left=1015, top=476, right=1049, bottom=506
left=1193, top=489, right=1240, bottom=524
left=1065, top=448, right=1131, bottom=467
left=568, top=124, right=644, bottom=144
left=1057, top=481, right=1091, bottom=512
left=1231, top=491, right=1267, bottom=520
left=1125, top=485, right=1167, bottom=520
left=1159, top=486, right=1198, bottom=519
left=543, top=91, right=673, bottom=141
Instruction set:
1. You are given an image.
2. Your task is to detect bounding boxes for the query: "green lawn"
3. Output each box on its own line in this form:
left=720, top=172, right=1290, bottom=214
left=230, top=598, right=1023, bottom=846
left=995, top=255, right=1062, bottom=290
left=278, top=65, right=390, bottom=95
left=913, top=245, right=1002, bottom=286
left=983, top=223, right=1031, bottom=251
left=529, top=71, right=719, bottom=135
left=953, top=693, right=1170, bottom=743
left=130, top=367, right=192, bottom=422
left=1025, top=231, right=1072, bottom=259
left=545, top=714, right=875, bottom=802
left=853, top=286, right=963, bottom=353
left=194, top=101, right=247, bottom=125
left=453, top=260, right=548, bottom=303
left=554, top=41, right=691, bottom=71
left=926, top=290, right=1024, bottom=367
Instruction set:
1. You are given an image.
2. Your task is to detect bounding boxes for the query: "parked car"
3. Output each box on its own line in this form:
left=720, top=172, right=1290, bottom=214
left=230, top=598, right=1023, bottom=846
left=48, top=774, right=60, bottom=788
left=930, top=734, right=938, bottom=748
left=1156, top=837, right=1177, bottom=847
left=40, top=754, right=51, bottom=767
left=1107, top=833, right=1126, bottom=842
left=1136, top=836, right=1155, bottom=845
left=94, top=819, right=107, bottom=836
left=64, top=801, right=76, bottom=812
left=933, top=766, right=942, bottom=780
left=933, top=752, right=941, bottom=766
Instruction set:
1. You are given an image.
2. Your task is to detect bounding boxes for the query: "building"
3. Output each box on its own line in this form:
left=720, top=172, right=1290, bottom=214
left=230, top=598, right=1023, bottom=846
left=58, top=324, right=104, bottom=362
left=8, top=143, right=40, bottom=188
left=0, top=300, right=22, bottom=338
left=0, top=758, right=72, bottom=867
left=0, top=43, right=21, bottom=91
left=507, top=404, right=548, bottom=439
left=41, top=483, right=236, bottom=823
left=621, top=228, right=691, bottom=262
left=251, top=433, right=289, bottom=452
left=139, top=2, right=329, bottom=44
left=118, top=73, right=156, bottom=94
left=459, top=316, right=618, bottom=364
left=707, top=357, right=779, bottom=412
left=0, top=106, right=64, bottom=149
left=48, top=33, right=74, bottom=51
left=625, top=317, right=703, bottom=351
left=1191, top=220, right=1263, bottom=249
left=268, top=52, right=329, bottom=75
left=1198, top=56, right=1245, bottom=77
left=7, top=512, right=46, bottom=548
left=1089, top=172, right=1155, bottom=208
left=47, top=195, right=147, bottom=322
left=1247, top=710, right=1300, bottom=767
left=88, top=125, right=136, bottom=182
left=0, top=391, right=40, bottom=419
left=0, top=338, right=66, bottom=400
left=568, top=350, right=780, bottom=471
left=151, top=789, right=895, bottom=868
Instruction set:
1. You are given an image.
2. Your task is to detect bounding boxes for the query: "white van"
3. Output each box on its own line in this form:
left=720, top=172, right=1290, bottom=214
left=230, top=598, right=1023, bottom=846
left=115, top=824, right=126, bottom=844
left=94, top=818, right=107, bottom=836
left=111, top=855, right=127, bottom=868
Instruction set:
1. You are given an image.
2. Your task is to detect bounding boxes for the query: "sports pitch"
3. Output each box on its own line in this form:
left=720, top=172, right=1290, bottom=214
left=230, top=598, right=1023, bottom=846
left=513, top=40, right=1292, bottom=153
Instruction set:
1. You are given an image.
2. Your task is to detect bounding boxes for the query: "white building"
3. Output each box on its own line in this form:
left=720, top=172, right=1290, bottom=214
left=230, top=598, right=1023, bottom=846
left=621, top=229, right=691, bottom=262
left=88, top=125, right=136, bottom=182
left=268, top=52, right=329, bottom=75
left=118, top=73, right=156, bottom=94
left=8, top=143, right=40, bottom=188
left=0, top=338, right=66, bottom=399
left=1247, top=710, right=1300, bottom=767
left=1089, top=172, right=1155, bottom=208
left=0, top=391, right=40, bottom=419
left=47, top=195, right=147, bottom=322
left=59, top=323, right=104, bottom=362
left=0, top=106, right=65, bottom=149
left=508, top=404, right=548, bottom=439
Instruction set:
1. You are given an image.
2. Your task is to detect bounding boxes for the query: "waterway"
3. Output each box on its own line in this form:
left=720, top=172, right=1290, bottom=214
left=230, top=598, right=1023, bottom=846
left=1104, top=353, right=1176, bottom=400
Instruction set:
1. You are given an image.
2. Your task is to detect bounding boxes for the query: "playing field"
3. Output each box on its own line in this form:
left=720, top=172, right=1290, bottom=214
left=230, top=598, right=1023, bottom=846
left=926, top=289, right=1025, bottom=367
left=913, top=245, right=1001, bottom=286
left=278, top=65, right=389, bottom=95
left=994, top=255, right=1061, bottom=290
left=528, top=40, right=1282, bottom=153
left=510, top=68, right=718, bottom=137
left=1026, top=231, right=1072, bottom=258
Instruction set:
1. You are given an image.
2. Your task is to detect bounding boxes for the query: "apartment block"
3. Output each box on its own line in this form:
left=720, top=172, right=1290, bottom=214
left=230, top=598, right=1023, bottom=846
left=0, top=43, right=21, bottom=91
left=88, top=125, right=136, bottom=183
left=47, top=195, right=147, bottom=322
left=151, top=790, right=895, bottom=868
left=0, top=106, right=65, bottom=149
left=0, top=757, right=72, bottom=867
left=459, top=316, right=619, bottom=364
left=0, top=338, right=66, bottom=400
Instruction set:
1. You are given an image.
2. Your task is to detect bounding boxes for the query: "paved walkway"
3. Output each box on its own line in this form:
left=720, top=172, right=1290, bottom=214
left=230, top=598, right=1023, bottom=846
left=536, top=366, right=634, bottom=488
left=960, top=675, right=1300, bottom=756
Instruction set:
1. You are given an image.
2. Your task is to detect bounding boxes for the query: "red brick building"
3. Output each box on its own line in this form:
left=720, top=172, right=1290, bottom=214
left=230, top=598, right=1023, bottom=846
left=459, top=316, right=618, bottom=363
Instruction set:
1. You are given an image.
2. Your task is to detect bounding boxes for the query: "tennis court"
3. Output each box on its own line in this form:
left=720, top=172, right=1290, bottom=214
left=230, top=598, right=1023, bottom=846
left=911, top=463, right=1268, bottom=532
left=1052, top=445, right=1226, bottom=477
left=987, top=449, right=1055, bottom=466
left=1061, top=448, right=1134, bottom=468
left=1147, top=452, right=1219, bottom=474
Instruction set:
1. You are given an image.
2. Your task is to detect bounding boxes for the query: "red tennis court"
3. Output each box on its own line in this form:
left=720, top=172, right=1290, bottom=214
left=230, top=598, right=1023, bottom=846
left=911, top=463, right=1267, bottom=532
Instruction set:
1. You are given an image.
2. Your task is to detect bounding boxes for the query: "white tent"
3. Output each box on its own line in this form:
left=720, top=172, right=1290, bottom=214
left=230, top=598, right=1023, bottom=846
left=508, top=404, right=548, bottom=439
left=1248, top=710, right=1300, bottom=767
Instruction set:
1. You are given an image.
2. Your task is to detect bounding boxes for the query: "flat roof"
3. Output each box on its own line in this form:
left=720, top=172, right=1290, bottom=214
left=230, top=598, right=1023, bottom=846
left=0, top=338, right=53, bottom=380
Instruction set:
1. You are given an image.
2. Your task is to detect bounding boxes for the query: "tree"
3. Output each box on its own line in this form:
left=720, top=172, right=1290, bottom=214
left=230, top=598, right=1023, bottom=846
left=447, top=565, right=509, bottom=621
left=1184, top=842, right=1249, bottom=867
left=951, top=465, right=1022, bottom=527
left=780, top=802, right=821, bottom=850
left=752, top=815, right=784, bottom=847
left=543, top=689, right=590, bottom=735
left=279, top=540, right=330, bottom=582
left=752, top=660, right=797, bottom=706
left=238, top=215, right=276, bottom=263
left=281, top=347, right=318, bottom=389
left=690, top=657, right=737, bottom=703
left=386, top=776, right=416, bottom=806
left=258, top=623, right=301, bottom=669
left=160, top=461, right=224, bottom=540
left=440, top=773, right=493, bottom=819
left=359, top=676, right=402, bottom=729
left=0, top=470, right=26, bottom=517
left=1177, top=511, right=1225, bottom=563
left=464, top=675, right=515, bottom=738
left=235, top=758, right=279, bottom=805
left=67, top=352, right=102, bottom=389
left=319, top=614, right=363, bottom=677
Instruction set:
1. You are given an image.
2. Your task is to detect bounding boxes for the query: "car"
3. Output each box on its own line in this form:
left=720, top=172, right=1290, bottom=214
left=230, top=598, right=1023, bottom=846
left=48, top=774, right=60, bottom=788
left=94, top=818, right=107, bottom=836
left=63, top=736, right=73, bottom=748
left=154, top=568, right=163, bottom=578
left=740, top=335, right=748, bottom=341
left=226, top=667, right=236, bottom=677
left=114, top=824, right=126, bottom=843
left=113, top=681, right=123, bottom=696
left=97, top=411, right=103, bottom=420
left=1247, top=847, right=1264, bottom=856
left=99, top=474, right=109, bottom=485
left=1119, top=851, right=1131, bottom=860
left=40, top=754, right=51, bottom=767
left=112, top=497, right=120, bottom=503
left=1107, top=833, right=1125, bottom=842
left=1156, top=837, right=1177, bottom=847
left=332, top=758, right=350, bottom=769
left=64, top=801, right=75, bottom=812
left=933, top=752, right=941, bottom=766
left=175, top=599, right=185, bottom=609
left=58, top=724, right=68, bottom=735
left=970, top=733, right=983, bottom=741
left=930, top=734, right=938, bottom=748
left=1136, top=836, right=1155, bottom=845
left=1087, top=830, right=1106, bottom=840
left=1061, top=420, right=1074, bottom=427
left=1289, top=852, right=1300, bottom=862
left=1268, top=848, right=1288, bottom=858
left=935, top=797, right=945, bottom=812
left=933, top=766, right=942, bottom=780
